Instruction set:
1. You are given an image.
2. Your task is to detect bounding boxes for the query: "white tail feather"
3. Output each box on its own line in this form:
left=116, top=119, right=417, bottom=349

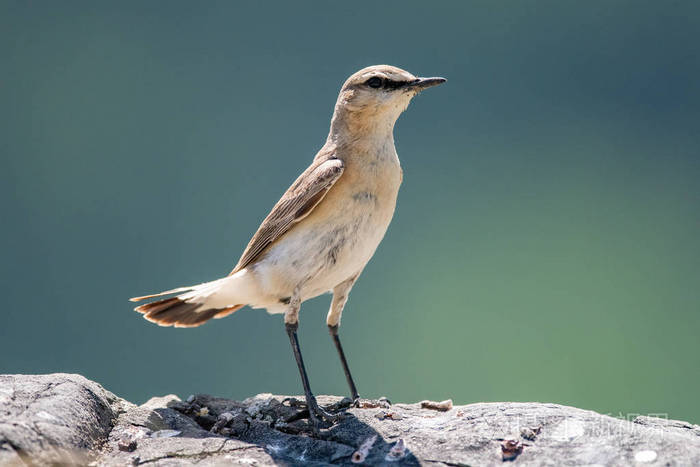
left=131, top=270, right=257, bottom=309
left=129, top=286, right=195, bottom=302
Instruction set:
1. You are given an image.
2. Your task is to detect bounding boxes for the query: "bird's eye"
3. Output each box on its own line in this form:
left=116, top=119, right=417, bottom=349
left=366, top=77, right=383, bottom=88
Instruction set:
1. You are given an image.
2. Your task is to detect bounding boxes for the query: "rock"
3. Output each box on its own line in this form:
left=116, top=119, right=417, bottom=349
left=2, top=374, right=700, bottom=465
left=0, top=373, right=130, bottom=465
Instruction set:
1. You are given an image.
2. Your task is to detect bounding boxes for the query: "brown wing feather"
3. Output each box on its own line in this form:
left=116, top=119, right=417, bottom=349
left=230, top=157, right=344, bottom=274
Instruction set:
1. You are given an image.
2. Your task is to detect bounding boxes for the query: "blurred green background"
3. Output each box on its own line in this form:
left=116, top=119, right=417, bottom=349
left=2, top=1, right=699, bottom=423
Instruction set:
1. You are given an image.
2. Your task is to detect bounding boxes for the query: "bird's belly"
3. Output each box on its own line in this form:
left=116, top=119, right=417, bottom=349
left=252, top=190, right=397, bottom=305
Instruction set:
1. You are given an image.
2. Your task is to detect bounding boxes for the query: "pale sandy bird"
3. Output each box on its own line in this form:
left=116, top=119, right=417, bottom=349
left=130, top=65, right=445, bottom=429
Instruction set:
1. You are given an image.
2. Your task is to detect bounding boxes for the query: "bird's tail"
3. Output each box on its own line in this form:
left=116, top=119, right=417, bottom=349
left=130, top=277, right=245, bottom=328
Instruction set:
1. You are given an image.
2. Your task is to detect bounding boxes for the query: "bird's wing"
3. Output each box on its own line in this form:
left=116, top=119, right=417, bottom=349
left=230, top=157, right=345, bottom=274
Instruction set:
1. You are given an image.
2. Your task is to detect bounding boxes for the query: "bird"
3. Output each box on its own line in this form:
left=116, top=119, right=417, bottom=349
left=130, top=65, right=445, bottom=429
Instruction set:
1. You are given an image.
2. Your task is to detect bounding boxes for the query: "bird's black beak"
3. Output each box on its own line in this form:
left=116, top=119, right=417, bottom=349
left=408, top=77, right=447, bottom=91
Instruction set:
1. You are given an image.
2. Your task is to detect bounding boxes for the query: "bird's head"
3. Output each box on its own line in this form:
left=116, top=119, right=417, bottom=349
left=331, top=65, right=446, bottom=136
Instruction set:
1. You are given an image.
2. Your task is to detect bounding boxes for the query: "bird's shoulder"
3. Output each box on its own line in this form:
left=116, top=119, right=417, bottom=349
left=230, top=152, right=344, bottom=274
left=285, top=153, right=344, bottom=199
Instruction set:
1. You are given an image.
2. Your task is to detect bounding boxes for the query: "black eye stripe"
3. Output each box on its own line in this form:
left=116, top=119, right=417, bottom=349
left=365, top=77, right=413, bottom=90
left=383, top=79, right=411, bottom=90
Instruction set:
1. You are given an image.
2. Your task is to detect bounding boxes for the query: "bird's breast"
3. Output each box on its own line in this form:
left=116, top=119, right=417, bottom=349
left=254, top=153, right=402, bottom=301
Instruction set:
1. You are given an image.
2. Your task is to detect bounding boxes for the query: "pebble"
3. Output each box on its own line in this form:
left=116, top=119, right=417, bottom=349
left=118, top=438, right=137, bottom=452
left=351, top=434, right=377, bottom=463
left=385, top=439, right=407, bottom=462
left=421, top=399, right=453, bottom=412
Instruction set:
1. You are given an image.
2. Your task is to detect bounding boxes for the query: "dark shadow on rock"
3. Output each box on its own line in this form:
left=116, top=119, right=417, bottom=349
left=159, top=394, right=419, bottom=466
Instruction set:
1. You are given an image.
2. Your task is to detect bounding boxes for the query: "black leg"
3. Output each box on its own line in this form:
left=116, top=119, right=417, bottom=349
left=328, top=324, right=360, bottom=402
left=285, top=322, right=340, bottom=428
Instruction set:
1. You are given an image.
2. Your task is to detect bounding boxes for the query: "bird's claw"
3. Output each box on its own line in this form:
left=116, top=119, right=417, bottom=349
left=308, top=397, right=342, bottom=424
left=301, top=396, right=344, bottom=434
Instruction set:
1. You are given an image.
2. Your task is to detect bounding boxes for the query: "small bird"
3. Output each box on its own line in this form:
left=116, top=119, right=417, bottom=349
left=130, top=65, right=445, bottom=429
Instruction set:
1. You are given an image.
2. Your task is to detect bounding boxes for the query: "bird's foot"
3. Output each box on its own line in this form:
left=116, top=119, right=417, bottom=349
left=307, top=396, right=342, bottom=425
left=284, top=395, right=344, bottom=433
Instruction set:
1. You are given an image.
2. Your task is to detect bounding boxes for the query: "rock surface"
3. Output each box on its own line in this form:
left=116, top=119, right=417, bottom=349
left=1, top=374, right=700, bottom=466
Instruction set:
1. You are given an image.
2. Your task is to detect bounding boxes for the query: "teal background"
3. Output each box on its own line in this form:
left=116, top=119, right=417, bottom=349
left=1, top=1, right=699, bottom=422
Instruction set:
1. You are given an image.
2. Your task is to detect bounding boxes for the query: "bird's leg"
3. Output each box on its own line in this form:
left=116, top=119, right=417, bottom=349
left=327, top=277, right=361, bottom=404
left=285, top=321, right=341, bottom=428
left=328, top=324, right=360, bottom=403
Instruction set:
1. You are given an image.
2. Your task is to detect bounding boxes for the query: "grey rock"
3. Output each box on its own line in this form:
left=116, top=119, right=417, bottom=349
left=0, top=373, right=129, bottom=465
left=2, top=374, right=700, bottom=466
